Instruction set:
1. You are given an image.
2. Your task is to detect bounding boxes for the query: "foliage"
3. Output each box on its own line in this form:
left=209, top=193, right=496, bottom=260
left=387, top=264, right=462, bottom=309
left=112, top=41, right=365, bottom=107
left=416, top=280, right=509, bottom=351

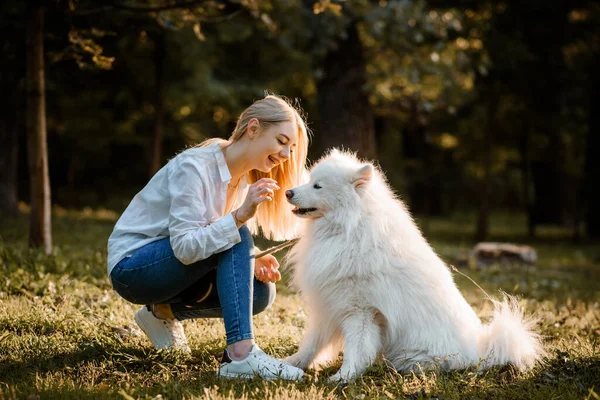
left=2, top=0, right=596, bottom=222
left=1, top=211, right=599, bottom=399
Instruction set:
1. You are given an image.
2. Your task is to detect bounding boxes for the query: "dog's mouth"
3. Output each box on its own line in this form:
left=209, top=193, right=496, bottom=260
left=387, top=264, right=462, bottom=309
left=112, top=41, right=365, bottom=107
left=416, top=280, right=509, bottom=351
left=291, top=207, right=318, bottom=216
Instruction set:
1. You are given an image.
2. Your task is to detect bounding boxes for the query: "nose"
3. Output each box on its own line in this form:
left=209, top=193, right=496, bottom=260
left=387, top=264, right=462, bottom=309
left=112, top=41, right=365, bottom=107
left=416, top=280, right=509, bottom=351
left=285, top=190, right=294, bottom=199
left=280, top=147, right=290, bottom=160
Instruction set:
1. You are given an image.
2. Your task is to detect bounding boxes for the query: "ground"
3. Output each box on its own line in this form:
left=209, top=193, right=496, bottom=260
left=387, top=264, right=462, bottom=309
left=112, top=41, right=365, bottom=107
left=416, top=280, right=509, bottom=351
left=0, top=209, right=599, bottom=399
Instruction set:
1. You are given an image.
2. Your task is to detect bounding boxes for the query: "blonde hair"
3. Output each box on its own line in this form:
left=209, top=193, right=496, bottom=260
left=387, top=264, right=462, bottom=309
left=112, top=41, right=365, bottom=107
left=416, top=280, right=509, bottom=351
left=200, top=94, right=311, bottom=240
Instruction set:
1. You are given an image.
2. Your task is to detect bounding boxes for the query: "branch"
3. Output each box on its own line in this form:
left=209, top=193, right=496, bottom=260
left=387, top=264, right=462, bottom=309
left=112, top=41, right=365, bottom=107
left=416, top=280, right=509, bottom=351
left=112, top=0, right=206, bottom=12
left=70, top=0, right=207, bottom=15
left=200, top=8, right=242, bottom=23
left=425, top=0, right=481, bottom=9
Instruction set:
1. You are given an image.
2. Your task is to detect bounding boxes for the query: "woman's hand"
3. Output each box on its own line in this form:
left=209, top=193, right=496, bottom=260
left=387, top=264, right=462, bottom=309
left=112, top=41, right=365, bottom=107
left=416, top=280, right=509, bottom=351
left=235, top=178, right=280, bottom=223
left=254, top=254, right=281, bottom=283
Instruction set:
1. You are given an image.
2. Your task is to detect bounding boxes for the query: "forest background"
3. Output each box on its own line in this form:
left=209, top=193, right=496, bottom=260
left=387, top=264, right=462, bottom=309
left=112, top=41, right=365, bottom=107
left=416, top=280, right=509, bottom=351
left=1, top=0, right=599, bottom=247
left=1, top=1, right=600, bottom=399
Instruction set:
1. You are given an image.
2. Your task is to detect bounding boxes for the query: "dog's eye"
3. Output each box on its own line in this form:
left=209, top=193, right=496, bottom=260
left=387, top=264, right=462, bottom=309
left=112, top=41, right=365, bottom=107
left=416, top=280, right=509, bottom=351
left=313, top=183, right=322, bottom=189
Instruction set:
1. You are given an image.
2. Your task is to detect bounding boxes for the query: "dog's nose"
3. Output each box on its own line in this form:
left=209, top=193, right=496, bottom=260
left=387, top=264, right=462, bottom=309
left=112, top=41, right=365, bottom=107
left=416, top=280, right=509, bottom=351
left=285, top=190, right=294, bottom=199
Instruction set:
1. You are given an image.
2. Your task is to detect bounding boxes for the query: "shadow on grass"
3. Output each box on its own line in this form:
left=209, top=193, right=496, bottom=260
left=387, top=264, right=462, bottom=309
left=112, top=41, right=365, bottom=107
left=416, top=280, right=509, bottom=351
left=1, top=341, right=314, bottom=399
left=2, top=339, right=600, bottom=399
left=457, top=354, right=600, bottom=400
left=0, top=341, right=217, bottom=394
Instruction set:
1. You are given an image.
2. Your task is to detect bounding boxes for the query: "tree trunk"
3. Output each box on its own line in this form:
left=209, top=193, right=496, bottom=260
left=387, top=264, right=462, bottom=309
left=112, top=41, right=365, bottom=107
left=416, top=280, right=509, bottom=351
left=520, top=120, right=535, bottom=237
left=0, top=25, right=20, bottom=216
left=0, top=115, right=18, bottom=216
left=522, top=2, right=568, bottom=227
left=149, top=30, right=166, bottom=177
left=585, top=52, right=600, bottom=238
left=26, top=3, right=52, bottom=254
left=475, top=88, right=497, bottom=242
left=0, top=83, right=19, bottom=217
left=315, top=20, right=376, bottom=160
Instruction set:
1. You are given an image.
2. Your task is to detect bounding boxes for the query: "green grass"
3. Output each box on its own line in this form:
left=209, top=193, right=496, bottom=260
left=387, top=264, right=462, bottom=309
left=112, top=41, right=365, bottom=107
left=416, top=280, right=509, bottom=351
left=1, top=209, right=599, bottom=399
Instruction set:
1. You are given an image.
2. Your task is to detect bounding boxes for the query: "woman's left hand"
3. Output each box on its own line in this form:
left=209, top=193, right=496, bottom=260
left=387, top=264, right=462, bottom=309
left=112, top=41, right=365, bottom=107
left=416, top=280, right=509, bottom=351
left=254, top=254, right=281, bottom=283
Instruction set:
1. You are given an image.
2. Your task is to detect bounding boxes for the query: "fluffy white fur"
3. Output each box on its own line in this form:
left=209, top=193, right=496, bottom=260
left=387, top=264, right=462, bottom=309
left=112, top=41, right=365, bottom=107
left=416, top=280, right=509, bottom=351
left=284, top=149, right=544, bottom=381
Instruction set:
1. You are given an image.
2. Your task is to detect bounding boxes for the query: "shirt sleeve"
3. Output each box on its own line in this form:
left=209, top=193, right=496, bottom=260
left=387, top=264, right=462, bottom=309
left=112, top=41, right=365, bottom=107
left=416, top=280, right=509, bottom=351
left=167, top=157, right=241, bottom=265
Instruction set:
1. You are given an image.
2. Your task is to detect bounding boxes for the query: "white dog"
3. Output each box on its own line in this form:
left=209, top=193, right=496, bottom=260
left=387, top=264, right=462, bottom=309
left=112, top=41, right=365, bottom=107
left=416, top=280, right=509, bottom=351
left=284, top=149, right=543, bottom=381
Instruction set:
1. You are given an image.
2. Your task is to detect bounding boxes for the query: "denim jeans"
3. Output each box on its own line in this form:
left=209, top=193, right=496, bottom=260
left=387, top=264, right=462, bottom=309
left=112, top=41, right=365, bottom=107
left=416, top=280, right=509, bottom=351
left=110, top=225, right=276, bottom=345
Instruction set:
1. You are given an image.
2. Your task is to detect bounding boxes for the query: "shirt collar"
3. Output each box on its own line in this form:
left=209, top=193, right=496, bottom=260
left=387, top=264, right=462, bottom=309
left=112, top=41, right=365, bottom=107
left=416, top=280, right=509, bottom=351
left=213, top=142, right=232, bottom=184
left=213, top=141, right=249, bottom=190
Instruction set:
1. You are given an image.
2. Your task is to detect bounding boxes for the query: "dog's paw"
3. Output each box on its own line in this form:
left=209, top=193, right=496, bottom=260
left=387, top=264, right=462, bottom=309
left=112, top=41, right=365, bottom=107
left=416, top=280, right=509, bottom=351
left=328, top=371, right=350, bottom=384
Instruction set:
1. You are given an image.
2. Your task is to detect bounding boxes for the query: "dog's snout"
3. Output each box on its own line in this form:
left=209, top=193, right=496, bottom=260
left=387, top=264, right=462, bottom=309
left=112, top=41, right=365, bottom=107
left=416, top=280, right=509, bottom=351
left=285, top=190, right=294, bottom=199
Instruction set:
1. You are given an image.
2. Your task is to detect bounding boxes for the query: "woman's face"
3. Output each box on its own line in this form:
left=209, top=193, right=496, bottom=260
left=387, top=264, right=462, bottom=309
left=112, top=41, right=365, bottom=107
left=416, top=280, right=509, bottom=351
left=249, top=119, right=298, bottom=173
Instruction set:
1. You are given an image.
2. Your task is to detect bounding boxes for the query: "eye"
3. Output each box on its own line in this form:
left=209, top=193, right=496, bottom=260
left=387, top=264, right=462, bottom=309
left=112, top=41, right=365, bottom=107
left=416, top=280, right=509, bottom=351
left=313, top=183, right=322, bottom=189
left=277, top=139, right=285, bottom=145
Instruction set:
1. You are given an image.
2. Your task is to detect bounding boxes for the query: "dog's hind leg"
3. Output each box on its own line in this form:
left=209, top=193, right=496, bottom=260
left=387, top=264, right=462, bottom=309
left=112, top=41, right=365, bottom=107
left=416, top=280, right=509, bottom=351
left=285, top=315, right=338, bottom=370
left=311, top=337, right=343, bottom=369
left=329, top=310, right=382, bottom=382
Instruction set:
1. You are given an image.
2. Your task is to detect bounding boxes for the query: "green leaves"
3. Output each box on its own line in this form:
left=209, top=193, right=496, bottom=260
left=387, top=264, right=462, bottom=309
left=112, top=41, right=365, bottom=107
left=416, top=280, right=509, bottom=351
left=50, top=29, right=116, bottom=70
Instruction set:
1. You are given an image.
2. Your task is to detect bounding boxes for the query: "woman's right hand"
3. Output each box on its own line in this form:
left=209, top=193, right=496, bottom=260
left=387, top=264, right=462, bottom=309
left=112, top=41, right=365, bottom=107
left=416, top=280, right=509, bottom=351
left=234, top=178, right=280, bottom=224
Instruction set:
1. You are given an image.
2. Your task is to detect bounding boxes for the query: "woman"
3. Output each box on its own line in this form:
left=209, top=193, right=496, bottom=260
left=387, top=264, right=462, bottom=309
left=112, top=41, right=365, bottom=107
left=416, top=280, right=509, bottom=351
left=107, top=94, right=310, bottom=380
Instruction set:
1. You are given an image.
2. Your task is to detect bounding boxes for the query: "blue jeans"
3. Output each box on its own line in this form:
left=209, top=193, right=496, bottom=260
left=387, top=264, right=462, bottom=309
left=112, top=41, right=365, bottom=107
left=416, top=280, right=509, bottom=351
left=110, top=225, right=275, bottom=345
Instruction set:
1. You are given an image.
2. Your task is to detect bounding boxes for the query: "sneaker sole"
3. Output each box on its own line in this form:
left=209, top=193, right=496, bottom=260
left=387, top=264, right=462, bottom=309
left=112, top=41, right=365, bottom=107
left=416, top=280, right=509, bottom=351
left=218, top=371, right=259, bottom=380
left=217, top=370, right=302, bottom=381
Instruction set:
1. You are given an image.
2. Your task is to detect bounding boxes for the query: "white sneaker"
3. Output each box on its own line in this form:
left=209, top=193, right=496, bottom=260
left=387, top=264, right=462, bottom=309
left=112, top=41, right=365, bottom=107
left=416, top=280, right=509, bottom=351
left=218, top=344, right=304, bottom=380
left=134, top=306, right=191, bottom=353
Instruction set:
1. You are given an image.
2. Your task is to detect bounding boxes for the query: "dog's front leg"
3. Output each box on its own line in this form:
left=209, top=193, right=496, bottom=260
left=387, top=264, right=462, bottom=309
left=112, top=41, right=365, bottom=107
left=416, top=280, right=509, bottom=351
left=329, top=311, right=381, bottom=382
left=285, top=315, right=337, bottom=370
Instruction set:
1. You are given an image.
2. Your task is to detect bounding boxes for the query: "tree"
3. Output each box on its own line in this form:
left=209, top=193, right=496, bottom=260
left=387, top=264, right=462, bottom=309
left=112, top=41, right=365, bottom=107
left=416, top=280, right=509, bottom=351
left=0, top=2, right=25, bottom=216
left=585, top=50, right=600, bottom=238
left=315, top=19, right=376, bottom=159
left=149, top=28, right=166, bottom=177
left=26, top=0, right=52, bottom=253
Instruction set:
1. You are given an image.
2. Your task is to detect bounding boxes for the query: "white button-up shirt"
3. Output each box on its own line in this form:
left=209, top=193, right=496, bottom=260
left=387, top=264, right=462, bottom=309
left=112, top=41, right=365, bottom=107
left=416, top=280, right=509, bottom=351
left=107, top=142, right=248, bottom=276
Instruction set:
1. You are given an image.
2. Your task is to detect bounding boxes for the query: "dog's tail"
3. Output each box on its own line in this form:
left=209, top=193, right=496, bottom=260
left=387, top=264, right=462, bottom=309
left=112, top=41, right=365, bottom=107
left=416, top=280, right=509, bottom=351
left=477, top=294, right=544, bottom=371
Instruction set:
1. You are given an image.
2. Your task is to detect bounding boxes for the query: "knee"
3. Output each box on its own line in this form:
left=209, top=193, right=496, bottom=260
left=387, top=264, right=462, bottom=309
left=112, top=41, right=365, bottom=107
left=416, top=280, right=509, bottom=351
left=226, top=225, right=254, bottom=260
left=252, top=281, right=276, bottom=315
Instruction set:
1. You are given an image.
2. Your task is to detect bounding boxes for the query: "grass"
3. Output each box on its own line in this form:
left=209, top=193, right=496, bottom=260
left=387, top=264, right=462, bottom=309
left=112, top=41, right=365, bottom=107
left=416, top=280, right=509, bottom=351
left=1, top=208, right=599, bottom=399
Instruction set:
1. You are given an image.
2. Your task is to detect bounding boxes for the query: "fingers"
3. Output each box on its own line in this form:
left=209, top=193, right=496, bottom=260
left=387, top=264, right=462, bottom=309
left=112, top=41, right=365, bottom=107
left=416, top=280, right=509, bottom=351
left=249, top=180, right=279, bottom=203
left=251, top=180, right=280, bottom=194
left=254, top=261, right=281, bottom=283
left=254, top=264, right=266, bottom=282
left=265, top=266, right=273, bottom=282
left=265, top=264, right=281, bottom=282
left=254, top=178, right=279, bottom=186
left=269, top=257, right=280, bottom=270
left=256, top=186, right=275, bottom=202
left=239, top=180, right=281, bottom=221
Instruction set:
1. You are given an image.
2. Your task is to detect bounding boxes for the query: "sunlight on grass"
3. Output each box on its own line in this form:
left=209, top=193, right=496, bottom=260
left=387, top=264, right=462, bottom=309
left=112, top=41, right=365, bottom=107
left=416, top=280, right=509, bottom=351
left=1, top=209, right=599, bottom=399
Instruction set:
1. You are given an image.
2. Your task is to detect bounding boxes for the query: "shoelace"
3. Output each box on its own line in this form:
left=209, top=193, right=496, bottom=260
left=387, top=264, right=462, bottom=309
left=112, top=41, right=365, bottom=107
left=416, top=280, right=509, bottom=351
left=251, top=350, right=289, bottom=371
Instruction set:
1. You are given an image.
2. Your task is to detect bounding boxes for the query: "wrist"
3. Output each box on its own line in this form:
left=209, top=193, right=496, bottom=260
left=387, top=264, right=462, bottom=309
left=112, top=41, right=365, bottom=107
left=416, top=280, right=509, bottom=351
left=233, top=209, right=247, bottom=227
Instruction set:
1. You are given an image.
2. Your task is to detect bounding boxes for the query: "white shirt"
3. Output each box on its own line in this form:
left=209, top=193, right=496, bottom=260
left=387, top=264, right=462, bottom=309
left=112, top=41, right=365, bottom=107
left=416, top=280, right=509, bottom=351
left=107, top=142, right=248, bottom=276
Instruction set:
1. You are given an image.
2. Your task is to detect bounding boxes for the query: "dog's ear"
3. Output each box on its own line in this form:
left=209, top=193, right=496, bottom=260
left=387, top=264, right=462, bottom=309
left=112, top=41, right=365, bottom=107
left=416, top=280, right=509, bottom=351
left=352, top=164, right=373, bottom=189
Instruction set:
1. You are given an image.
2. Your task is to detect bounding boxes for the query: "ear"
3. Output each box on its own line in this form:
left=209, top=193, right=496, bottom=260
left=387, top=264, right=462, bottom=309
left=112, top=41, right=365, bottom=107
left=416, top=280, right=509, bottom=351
left=352, top=164, right=373, bottom=190
left=247, top=118, right=260, bottom=138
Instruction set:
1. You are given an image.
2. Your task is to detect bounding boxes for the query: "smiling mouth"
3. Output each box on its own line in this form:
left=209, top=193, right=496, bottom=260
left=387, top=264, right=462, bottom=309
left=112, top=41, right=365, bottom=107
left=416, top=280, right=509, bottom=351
left=268, top=156, right=278, bottom=165
left=292, top=207, right=317, bottom=215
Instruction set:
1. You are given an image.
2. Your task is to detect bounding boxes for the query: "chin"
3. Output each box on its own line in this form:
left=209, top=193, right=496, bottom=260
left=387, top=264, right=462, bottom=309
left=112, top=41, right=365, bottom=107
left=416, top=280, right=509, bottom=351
left=257, top=166, right=273, bottom=173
